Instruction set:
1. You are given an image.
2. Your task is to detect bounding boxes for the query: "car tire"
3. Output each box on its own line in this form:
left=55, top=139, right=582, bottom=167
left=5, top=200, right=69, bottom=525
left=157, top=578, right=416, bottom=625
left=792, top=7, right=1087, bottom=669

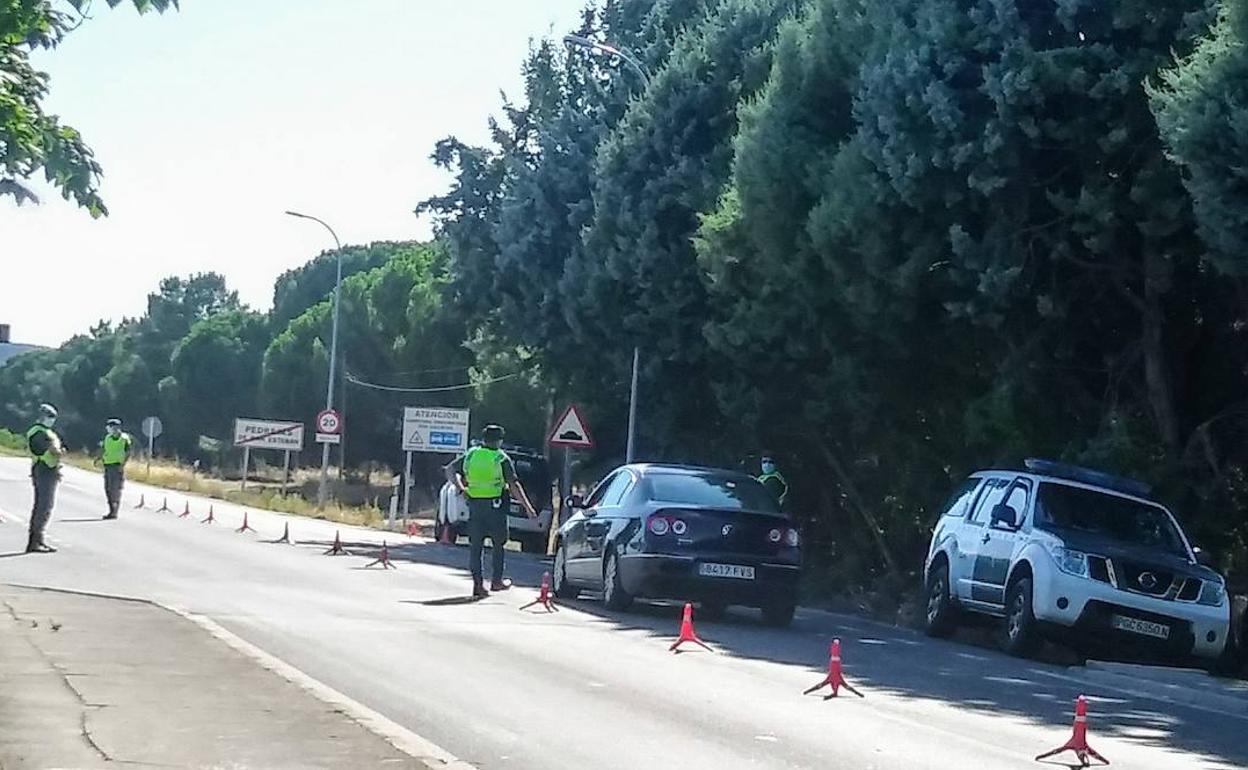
left=603, top=551, right=633, bottom=611
left=552, top=542, right=579, bottom=600
left=924, top=562, right=959, bottom=638
left=1002, top=577, right=1043, bottom=658
left=761, top=600, right=796, bottom=628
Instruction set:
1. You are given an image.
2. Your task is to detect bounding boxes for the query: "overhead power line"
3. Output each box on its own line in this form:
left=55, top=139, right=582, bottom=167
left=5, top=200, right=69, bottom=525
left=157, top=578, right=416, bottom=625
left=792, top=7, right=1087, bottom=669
left=344, top=371, right=521, bottom=393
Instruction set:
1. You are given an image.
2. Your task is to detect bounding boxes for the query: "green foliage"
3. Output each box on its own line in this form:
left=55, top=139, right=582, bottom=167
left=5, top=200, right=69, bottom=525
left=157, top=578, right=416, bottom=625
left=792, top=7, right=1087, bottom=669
left=1, top=0, right=176, bottom=215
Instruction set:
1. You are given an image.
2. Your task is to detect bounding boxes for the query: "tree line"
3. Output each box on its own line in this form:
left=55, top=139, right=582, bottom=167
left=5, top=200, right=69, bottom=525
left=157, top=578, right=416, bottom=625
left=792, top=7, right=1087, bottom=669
left=7, top=0, right=1248, bottom=591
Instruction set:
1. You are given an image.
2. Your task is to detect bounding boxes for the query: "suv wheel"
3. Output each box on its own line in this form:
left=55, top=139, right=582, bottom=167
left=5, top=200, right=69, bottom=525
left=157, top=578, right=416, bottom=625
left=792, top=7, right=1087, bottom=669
left=603, top=551, right=633, bottom=611
left=552, top=542, right=579, bottom=600
left=924, top=563, right=959, bottom=638
left=1002, top=577, right=1043, bottom=658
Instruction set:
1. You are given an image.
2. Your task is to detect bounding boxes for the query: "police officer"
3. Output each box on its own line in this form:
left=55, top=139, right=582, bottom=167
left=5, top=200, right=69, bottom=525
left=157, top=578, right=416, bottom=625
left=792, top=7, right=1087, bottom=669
left=758, top=453, right=789, bottom=508
left=98, top=418, right=133, bottom=520
left=26, top=403, right=64, bottom=554
left=446, top=425, right=537, bottom=598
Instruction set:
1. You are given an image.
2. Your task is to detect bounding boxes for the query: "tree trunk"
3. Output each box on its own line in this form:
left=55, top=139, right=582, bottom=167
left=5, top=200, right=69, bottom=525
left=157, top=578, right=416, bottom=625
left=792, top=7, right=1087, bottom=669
left=816, top=442, right=902, bottom=580
left=1142, top=250, right=1181, bottom=454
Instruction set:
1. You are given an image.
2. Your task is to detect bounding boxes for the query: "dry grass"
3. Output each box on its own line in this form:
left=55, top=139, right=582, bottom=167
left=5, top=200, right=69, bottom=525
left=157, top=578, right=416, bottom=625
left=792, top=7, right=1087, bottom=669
left=60, top=453, right=390, bottom=529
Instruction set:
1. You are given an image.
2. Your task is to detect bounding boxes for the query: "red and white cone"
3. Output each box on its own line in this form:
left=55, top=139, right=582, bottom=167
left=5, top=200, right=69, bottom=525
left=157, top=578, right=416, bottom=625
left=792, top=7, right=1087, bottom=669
left=179, top=501, right=192, bottom=518
left=804, top=639, right=864, bottom=699
left=324, top=531, right=350, bottom=556
left=438, top=521, right=454, bottom=545
left=235, top=511, right=256, bottom=534
left=270, top=522, right=294, bottom=545
left=156, top=496, right=172, bottom=513
left=201, top=505, right=216, bottom=524
left=1036, top=695, right=1109, bottom=766
left=134, top=494, right=146, bottom=509
left=669, top=603, right=713, bottom=653
left=365, top=541, right=397, bottom=569
left=520, top=572, right=559, bottom=613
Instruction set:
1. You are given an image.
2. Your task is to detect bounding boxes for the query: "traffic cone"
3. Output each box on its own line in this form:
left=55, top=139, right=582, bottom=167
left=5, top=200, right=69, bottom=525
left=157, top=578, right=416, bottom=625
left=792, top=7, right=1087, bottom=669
left=365, top=541, right=397, bottom=569
left=1035, top=695, right=1109, bottom=766
left=804, top=639, right=864, bottom=699
left=201, top=506, right=216, bottom=525
left=438, top=521, right=454, bottom=545
left=270, top=522, right=294, bottom=545
left=520, top=571, right=560, bottom=613
left=235, top=511, right=256, bottom=534
left=156, top=496, right=172, bottom=513
left=179, top=501, right=192, bottom=518
left=134, top=494, right=146, bottom=509
left=408, top=521, right=420, bottom=538
left=323, top=530, right=350, bottom=556
left=669, top=603, right=713, bottom=653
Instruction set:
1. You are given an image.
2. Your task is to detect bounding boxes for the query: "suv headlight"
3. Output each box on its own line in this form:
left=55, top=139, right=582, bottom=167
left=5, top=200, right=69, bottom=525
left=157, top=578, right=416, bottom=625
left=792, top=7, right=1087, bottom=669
left=1047, top=544, right=1090, bottom=578
left=1199, top=578, right=1227, bottom=607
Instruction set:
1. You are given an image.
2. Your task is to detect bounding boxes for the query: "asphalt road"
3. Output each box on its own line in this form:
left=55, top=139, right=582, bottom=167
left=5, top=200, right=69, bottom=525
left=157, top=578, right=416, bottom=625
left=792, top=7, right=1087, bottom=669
left=1, top=458, right=1244, bottom=770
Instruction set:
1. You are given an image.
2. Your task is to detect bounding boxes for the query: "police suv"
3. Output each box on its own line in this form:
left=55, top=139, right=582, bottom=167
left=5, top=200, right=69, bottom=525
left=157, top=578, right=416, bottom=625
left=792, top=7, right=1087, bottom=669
left=923, top=459, right=1231, bottom=666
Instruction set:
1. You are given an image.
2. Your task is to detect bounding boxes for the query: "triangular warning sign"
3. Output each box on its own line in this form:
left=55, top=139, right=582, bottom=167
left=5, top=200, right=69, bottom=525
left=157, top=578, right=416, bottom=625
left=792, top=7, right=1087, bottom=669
left=548, top=404, right=594, bottom=449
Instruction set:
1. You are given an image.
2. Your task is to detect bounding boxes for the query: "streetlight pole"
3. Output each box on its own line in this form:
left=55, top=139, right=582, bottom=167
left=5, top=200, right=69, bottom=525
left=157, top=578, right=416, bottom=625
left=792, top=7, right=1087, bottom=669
left=563, top=34, right=648, bottom=463
left=285, top=210, right=343, bottom=509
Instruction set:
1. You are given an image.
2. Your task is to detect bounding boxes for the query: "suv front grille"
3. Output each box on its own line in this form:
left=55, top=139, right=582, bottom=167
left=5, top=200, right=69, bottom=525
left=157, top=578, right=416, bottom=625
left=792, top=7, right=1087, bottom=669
left=1177, top=577, right=1202, bottom=602
left=1115, top=560, right=1175, bottom=598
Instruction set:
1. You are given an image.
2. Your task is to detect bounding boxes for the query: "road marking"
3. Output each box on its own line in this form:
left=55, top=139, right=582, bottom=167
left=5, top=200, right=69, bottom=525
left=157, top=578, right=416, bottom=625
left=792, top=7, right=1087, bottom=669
left=3, top=583, right=474, bottom=769
left=1031, top=668, right=1248, bottom=723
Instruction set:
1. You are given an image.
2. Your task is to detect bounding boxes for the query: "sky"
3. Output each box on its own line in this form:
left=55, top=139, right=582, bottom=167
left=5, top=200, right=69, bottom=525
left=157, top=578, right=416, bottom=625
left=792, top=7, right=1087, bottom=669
left=0, top=0, right=589, bottom=347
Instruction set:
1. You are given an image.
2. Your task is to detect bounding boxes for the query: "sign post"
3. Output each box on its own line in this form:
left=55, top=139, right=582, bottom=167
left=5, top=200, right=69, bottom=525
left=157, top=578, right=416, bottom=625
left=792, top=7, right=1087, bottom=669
left=282, top=450, right=292, bottom=496
left=233, top=418, right=306, bottom=492
left=549, top=405, right=594, bottom=528
left=400, top=450, right=414, bottom=527
left=141, top=416, right=163, bottom=478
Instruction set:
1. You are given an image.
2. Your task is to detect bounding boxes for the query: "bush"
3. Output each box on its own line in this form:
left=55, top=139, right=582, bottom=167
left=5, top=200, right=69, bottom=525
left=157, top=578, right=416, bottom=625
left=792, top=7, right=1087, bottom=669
left=0, top=428, right=25, bottom=454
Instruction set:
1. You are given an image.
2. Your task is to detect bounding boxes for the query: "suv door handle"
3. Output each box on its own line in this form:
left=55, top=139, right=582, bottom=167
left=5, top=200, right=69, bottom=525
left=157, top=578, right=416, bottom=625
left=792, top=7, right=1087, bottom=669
left=981, top=532, right=991, bottom=544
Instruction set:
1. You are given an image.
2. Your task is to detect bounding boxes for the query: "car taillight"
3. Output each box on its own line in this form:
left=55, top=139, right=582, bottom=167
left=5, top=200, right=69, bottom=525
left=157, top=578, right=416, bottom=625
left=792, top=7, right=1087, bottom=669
left=785, top=528, right=800, bottom=548
left=648, top=517, right=670, bottom=536
left=768, top=528, right=782, bottom=543
left=671, top=519, right=688, bottom=535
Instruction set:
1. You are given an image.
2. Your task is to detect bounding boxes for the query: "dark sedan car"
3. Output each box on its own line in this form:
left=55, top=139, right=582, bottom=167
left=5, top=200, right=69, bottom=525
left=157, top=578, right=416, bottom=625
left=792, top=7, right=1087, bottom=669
left=552, top=464, right=802, bottom=626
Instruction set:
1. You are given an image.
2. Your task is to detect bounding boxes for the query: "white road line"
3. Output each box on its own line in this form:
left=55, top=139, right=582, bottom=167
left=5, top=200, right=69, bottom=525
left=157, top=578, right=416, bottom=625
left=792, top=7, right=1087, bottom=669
left=4, top=583, right=474, bottom=769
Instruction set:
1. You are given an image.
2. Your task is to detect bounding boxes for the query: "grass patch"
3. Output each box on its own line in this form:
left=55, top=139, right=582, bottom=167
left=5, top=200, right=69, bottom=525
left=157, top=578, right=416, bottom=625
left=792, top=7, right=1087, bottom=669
left=60, top=453, right=388, bottom=529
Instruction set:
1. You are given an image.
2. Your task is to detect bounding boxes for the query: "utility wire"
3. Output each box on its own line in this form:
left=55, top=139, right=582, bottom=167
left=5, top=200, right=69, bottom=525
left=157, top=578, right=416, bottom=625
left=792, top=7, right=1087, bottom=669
left=345, top=371, right=521, bottom=393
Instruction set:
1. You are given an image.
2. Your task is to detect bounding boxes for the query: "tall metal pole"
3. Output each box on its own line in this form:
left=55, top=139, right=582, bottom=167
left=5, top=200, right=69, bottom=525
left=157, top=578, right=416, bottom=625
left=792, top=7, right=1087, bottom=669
left=563, top=36, right=649, bottom=464
left=286, top=211, right=343, bottom=510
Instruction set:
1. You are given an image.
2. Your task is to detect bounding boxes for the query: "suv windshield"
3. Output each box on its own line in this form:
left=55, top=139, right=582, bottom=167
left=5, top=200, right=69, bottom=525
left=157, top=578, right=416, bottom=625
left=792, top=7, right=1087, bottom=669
left=647, top=472, right=779, bottom=513
left=1034, top=482, right=1188, bottom=558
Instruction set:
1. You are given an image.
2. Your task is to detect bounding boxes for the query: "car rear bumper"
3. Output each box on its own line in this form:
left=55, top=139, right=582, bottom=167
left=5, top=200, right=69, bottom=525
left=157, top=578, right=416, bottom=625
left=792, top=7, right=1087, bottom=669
left=1032, top=564, right=1230, bottom=661
left=617, top=553, right=800, bottom=608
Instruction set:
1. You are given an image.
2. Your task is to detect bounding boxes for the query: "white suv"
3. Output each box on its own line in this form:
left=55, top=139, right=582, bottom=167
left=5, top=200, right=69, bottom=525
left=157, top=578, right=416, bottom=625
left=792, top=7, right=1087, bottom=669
left=923, top=459, right=1231, bottom=665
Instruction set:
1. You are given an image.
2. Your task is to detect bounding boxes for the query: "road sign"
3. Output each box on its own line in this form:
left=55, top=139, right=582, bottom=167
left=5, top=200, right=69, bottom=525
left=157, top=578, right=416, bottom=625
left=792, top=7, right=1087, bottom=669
left=141, top=416, right=163, bottom=439
left=548, top=405, right=594, bottom=449
left=316, top=409, right=342, bottom=435
left=403, top=407, right=469, bottom=453
left=233, top=418, right=305, bottom=451
left=316, top=432, right=341, bottom=444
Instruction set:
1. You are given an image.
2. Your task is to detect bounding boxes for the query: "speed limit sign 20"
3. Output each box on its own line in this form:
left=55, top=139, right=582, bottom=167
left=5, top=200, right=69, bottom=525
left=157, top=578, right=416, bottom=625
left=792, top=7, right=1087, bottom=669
left=316, top=409, right=341, bottom=435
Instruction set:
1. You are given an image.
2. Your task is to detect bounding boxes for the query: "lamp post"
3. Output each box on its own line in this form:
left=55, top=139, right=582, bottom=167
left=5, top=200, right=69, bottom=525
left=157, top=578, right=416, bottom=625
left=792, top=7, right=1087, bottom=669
left=285, top=210, right=342, bottom=508
left=563, top=34, right=649, bottom=463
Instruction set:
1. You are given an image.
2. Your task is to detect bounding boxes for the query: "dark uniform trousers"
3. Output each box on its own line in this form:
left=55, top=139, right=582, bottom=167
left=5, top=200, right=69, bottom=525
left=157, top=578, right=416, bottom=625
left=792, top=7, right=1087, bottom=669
left=467, top=496, right=509, bottom=583
left=28, top=465, right=60, bottom=550
left=104, top=464, right=125, bottom=515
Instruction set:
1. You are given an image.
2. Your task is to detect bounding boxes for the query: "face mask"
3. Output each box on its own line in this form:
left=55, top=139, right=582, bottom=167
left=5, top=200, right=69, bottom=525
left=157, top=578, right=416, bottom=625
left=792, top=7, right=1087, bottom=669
left=108, top=427, right=121, bottom=437
left=41, top=417, right=56, bottom=428
left=761, top=461, right=776, bottom=475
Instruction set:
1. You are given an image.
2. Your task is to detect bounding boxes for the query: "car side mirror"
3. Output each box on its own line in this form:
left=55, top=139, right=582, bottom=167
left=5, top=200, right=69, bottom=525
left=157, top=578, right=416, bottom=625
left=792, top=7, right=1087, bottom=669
left=564, top=494, right=584, bottom=511
left=1193, top=547, right=1216, bottom=569
left=990, top=503, right=1019, bottom=530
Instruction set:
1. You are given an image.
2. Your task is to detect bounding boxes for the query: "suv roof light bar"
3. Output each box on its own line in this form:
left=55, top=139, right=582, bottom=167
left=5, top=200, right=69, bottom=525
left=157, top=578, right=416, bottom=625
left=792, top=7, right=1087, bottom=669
left=1023, top=458, right=1152, bottom=498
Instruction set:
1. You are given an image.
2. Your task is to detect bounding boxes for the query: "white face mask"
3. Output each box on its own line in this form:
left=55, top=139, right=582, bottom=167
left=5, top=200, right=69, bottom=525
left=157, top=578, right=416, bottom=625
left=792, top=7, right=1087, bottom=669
left=41, top=416, right=57, bottom=428
left=761, top=461, right=776, bottom=475
left=108, top=427, right=121, bottom=437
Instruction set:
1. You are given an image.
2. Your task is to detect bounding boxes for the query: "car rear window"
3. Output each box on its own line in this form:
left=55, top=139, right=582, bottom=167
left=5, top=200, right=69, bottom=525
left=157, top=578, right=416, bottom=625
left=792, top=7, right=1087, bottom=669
left=647, top=472, right=779, bottom=513
left=510, top=455, right=551, bottom=510
left=1034, top=482, right=1188, bottom=558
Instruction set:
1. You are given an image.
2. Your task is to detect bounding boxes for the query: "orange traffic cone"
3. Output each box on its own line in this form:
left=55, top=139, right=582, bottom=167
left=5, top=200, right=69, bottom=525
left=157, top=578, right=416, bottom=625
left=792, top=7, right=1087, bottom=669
left=156, top=496, right=172, bottom=513
left=134, top=494, right=146, bottom=509
left=406, top=521, right=418, bottom=538
left=1036, top=695, right=1108, bottom=766
left=324, top=530, right=350, bottom=556
left=201, top=505, right=216, bottom=524
left=804, top=639, right=864, bottom=699
left=669, top=603, right=713, bottom=653
left=438, top=521, right=454, bottom=544
left=270, top=522, right=294, bottom=545
left=235, top=511, right=256, bottom=534
left=365, top=541, right=397, bottom=569
left=520, top=571, right=560, bottom=613
left=179, top=501, right=192, bottom=518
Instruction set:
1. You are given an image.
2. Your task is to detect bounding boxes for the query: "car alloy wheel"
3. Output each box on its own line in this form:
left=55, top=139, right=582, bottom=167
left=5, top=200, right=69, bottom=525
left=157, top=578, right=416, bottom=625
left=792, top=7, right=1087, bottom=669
left=923, top=563, right=958, bottom=638
left=603, top=551, right=633, bottom=611
left=1002, top=577, right=1042, bottom=658
left=552, top=543, right=578, bottom=599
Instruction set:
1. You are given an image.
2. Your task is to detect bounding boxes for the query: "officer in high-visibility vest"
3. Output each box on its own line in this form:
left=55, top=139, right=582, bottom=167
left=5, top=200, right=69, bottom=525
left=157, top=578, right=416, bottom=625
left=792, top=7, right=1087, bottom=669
left=758, top=454, right=789, bottom=508
left=446, top=425, right=537, bottom=598
left=98, top=418, right=133, bottom=520
left=26, top=403, right=64, bottom=553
